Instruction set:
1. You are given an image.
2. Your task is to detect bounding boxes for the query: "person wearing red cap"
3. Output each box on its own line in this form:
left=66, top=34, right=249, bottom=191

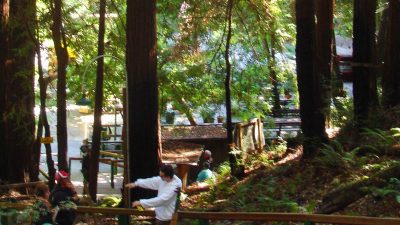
left=50, top=170, right=79, bottom=225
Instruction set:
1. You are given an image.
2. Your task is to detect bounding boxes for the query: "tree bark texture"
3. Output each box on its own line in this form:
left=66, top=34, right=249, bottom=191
left=382, top=0, right=400, bottom=107
left=315, top=0, right=334, bottom=130
left=296, top=0, right=315, bottom=139
left=353, top=0, right=377, bottom=127
left=270, top=51, right=281, bottom=117
left=34, top=38, right=56, bottom=188
left=225, top=0, right=238, bottom=175
left=31, top=38, right=44, bottom=182
left=377, top=6, right=389, bottom=72
left=50, top=0, right=69, bottom=171
left=126, top=0, right=162, bottom=201
left=296, top=0, right=324, bottom=156
left=89, top=0, right=106, bottom=202
left=317, top=163, right=400, bottom=214
left=1, top=0, right=36, bottom=183
left=174, top=95, right=197, bottom=126
left=0, top=0, right=8, bottom=181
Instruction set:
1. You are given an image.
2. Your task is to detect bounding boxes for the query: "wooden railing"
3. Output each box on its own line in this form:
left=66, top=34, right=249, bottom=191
left=176, top=211, right=400, bottom=225
left=3, top=204, right=399, bottom=225
left=74, top=207, right=400, bottom=225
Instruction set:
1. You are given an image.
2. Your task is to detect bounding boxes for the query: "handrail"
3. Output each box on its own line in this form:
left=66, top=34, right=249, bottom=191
left=176, top=211, right=400, bottom=225
left=77, top=206, right=155, bottom=217
left=3, top=205, right=399, bottom=225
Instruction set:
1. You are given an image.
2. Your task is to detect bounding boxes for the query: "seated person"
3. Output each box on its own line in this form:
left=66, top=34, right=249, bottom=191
left=51, top=170, right=79, bottom=225
left=197, top=149, right=213, bottom=169
left=33, top=183, right=52, bottom=225
left=196, top=162, right=215, bottom=183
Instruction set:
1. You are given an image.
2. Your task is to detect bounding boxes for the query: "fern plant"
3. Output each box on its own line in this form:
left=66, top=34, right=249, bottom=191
left=369, top=178, right=400, bottom=203
left=314, top=142, right=360, bottom=171
left=362, top=128, right=398, bottom=149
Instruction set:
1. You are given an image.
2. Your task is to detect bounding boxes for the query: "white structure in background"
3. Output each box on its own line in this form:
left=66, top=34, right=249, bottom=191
left=336, top=35, right=353, bottom=97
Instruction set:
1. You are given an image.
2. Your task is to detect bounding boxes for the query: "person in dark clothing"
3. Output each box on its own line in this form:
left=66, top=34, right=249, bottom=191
left=50, top=170, right=79, bottom=225
left=80, top=140, right=91, bottom=195
left=33, top=183, right=53, bottom=225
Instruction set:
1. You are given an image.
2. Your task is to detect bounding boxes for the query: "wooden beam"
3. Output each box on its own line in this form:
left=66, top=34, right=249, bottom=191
left=177, top=212, right=400, bottom=225
left=0, top=181, right=46, bottom=190
left=76, top=206, right=155, bottom=217
left=0, top=202, right=33, bottom=209
left=100, top=150, right=123, bottom=158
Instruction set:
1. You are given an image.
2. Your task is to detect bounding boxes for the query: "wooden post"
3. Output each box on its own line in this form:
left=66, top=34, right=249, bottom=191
left=170, top=213, right=179, bottom=225
left=176, top=164, right=190, bottom=190
left=257, top=119, right=263, bottom=152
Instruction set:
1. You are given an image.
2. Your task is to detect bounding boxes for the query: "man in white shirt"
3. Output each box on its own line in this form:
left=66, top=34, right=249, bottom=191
left=125, top=164, right=182, bottom=225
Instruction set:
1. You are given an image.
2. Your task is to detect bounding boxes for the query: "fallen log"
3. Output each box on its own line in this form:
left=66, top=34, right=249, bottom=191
left=316, top=163, right=400, bottom=214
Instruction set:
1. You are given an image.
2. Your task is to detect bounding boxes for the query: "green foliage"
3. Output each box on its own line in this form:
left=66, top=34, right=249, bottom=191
left=331, top=96, right=354, bottom=128
left=58, top=200, right=78, bottom=210
left=199, top=105, right=217, bottom=122
left=314, top=141, right=361, bottom=171
left=368, top=178, right=400, bottom=203
left=334, top=0, right=353, bottom=37
left=269, top=137, right=288, bottom=155
left=33, top=0, right=301, bottom=124
left=214, top=162, right=231, bottom=182
left=360, top=128, right=400, bottom=152
left=0, top=203, right=44, bottom=225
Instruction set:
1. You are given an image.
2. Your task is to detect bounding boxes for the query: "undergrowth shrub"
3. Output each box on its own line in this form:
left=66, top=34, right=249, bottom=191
left=314, top=141, right=363, bottom=171
left=331, top=96, right=353, bottom=128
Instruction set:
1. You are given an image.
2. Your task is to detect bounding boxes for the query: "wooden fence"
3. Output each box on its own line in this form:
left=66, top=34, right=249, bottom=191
left=75, top=207, right=400, bottom=225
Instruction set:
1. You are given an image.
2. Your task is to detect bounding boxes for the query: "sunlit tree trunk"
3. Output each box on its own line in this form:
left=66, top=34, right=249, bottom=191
left=89, top=0, right=106, bottom=202
left=224, top=0, right=239, bottom=176
left=2, top=0, right=36, bottom=182
left=126, top=0, right=162, bottom=201
left=50, top=0, right=69, bottom=171
left=270, top=48, right=281, bottom=117
left=33, top=36, right=56, bottom=188
left=382, top=0, right=400, bottom=107
left=353, top=0, right=377, bottom=127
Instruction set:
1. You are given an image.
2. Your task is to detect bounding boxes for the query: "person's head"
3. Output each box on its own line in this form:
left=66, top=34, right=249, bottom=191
left=35, top=183, right=50, bottom=199
left=203, top=150, right=212, bottom=160
left=55, top=170, right=70, bottom=186
left=82, top=139, right=89, bottom=145
left=159, top=164, right=174, bottom=182
left=203, top=162, right=211, bottom=170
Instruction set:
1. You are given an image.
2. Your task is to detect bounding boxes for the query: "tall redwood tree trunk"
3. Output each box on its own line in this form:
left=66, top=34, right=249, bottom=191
left=126, top=0, right=162, bottom=201
left=296, top=0, right=318, bottom=156
left=353, top=0, right=377, bottom=127
left=315, top=0, right=333, bottom=131
left=0, top=0, right=8, bottom=181
left=89, top=0, right=106, bottom=202
left=382, top=0, right=400, bottom=107
left=3, top=0, right=36, bottom=182
left=50, top=0, right=69, bottom=171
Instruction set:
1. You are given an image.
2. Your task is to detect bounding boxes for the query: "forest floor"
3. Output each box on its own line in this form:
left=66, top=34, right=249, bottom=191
left=181, top=132, right=400, bottom=219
